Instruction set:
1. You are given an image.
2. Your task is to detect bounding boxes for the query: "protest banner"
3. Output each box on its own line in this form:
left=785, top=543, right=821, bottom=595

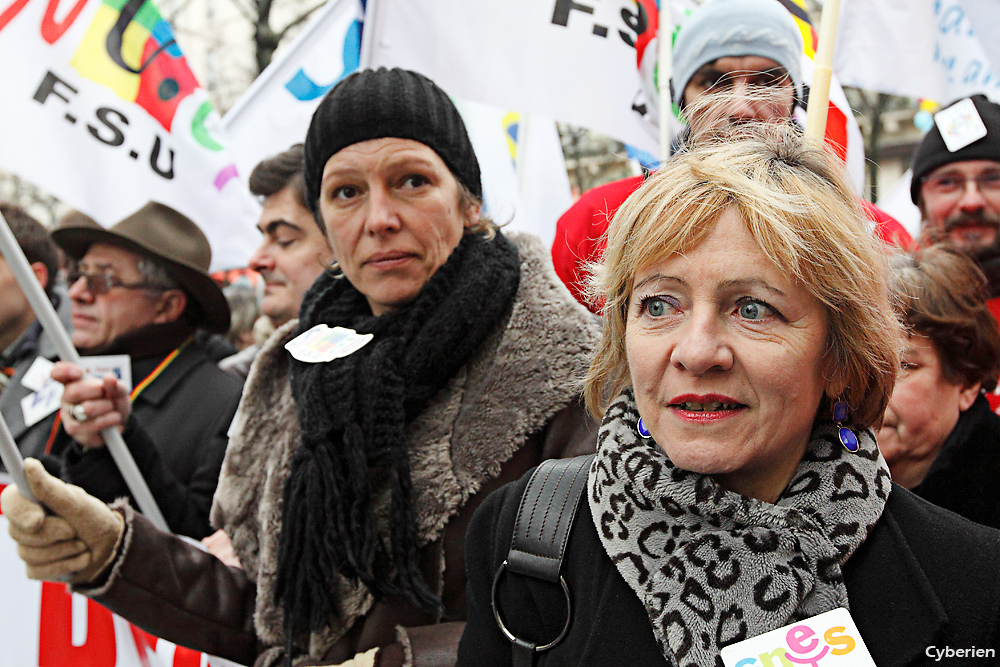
left=362, top=0, right=663, bottom=154
left=363, top=0, right=866, bottom=191
left=835, top=0, right=1000, bottom=104
left=0, top=474, right=244, bottom=667
left=220, top=0, right=365, bottom=178
left=0, top=0, right=260, bottom=270
left=222, top=0, right=571, bottom=243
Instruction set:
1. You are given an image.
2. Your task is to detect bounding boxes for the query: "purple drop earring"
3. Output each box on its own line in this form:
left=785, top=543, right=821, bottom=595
left=833, top=399, right=859, bottom=452
left=637, top=416, right=651, bottom=438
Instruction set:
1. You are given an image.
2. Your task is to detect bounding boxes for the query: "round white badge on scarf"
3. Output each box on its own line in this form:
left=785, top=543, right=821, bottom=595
left=285, top=324, right=373, bottom=363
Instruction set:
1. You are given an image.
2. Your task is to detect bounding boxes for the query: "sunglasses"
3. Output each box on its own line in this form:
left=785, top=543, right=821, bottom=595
left=67, top=269, right=167, bottom=296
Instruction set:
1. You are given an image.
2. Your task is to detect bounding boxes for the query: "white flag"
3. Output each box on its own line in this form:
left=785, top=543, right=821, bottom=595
left=834, top=0, right=1000, bottom=104
left=220, top=0, right=572, bottom=247
left=963, top=0, right=1000, bottom=76
left=363, top=0, right=660, bottom=153
left=457, top=101, right=573, bottom=248
left=362, top=0, right=868, bottom=191
left=0, top=0, right=260, bottom=270
left=221, top=0, right=365, bottom=177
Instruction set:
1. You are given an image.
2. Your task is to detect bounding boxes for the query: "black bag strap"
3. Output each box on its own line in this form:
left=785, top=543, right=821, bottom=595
left=491, top=454, right=594, bottom=667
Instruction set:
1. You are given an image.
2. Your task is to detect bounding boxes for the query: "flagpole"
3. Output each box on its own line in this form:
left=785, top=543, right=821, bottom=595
left=516, top=113, right=533, bottom=203
left=658, top=0, right=673, bottom=162
left=805, top=0, right=842, bottom=138
left=358, top=0, right=381, bottom=69
left=0, top=411, right=34, bottom=503
left=0, top=211, right=168, bottom=531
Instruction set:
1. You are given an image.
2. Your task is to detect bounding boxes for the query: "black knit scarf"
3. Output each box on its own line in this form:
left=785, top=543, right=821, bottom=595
left=275, top=232, right=520, bottom=647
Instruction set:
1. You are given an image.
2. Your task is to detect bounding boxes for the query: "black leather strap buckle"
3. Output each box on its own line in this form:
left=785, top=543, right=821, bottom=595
left=491, top=559, right=572, bottom=652
left=489, top=455, right=593, bottom=665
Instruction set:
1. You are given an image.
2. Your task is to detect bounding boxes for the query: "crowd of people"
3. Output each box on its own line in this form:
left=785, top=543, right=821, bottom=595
left=1, top=0, right=999, bottom=665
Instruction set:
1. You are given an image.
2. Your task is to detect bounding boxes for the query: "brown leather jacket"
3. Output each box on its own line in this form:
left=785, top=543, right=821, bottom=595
left=85, top=403, right=596, bottom=667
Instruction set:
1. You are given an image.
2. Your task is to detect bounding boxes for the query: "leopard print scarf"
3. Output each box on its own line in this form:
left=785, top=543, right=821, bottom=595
left=588, top=390, right=891, bottom=667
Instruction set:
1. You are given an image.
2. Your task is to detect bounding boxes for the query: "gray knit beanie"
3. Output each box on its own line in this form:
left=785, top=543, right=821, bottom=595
left=303, top=67, right=482, bottom=215
left=672, top=0, right=804, bottom=109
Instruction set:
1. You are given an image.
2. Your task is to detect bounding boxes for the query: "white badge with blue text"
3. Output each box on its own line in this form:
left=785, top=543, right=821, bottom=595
left=21, top=357, right=55, bottom=393
left=285, top=324, right=374, bottom=363
left=20, top=379, right=62, bottom=427
left=719, top=608, right=876, bottom=667
left=935, top=98, right=988, bottom=153
left=78, top=355, right=133, bottom=393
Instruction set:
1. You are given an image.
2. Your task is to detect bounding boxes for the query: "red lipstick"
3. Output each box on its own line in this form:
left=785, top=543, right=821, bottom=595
left=668, top=393, right=745, bottom=423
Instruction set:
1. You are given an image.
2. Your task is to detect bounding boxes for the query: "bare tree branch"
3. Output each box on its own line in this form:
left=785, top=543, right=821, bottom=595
left=275, top=2, right=325, bottom=41
left=223, top=0, right=256, bottom=24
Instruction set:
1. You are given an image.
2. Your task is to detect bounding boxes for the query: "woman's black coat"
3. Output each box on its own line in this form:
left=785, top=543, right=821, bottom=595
left=912, top=394, right=1000, bottom=530
left=458, top=471, right=1000, bottom=667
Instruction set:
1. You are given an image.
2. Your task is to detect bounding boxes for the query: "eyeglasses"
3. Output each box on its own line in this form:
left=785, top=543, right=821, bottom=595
left=67, top=269, right=167, bottom=296
left=922, top=171, right=1000, bottom=197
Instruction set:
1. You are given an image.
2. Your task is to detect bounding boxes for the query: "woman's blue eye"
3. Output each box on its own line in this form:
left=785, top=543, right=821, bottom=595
left=645, top=298, right=666, bottom=317
left=738, top=301, right=769, bottom=320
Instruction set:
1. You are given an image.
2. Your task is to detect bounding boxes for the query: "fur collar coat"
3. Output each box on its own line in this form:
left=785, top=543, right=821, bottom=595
left=211, top=233, right=600, bottom=659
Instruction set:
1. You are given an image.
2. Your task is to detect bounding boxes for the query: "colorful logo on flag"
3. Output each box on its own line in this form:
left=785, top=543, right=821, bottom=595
left=284, top=18, right=362, bottom=101
left=70, top=0, right=221, bottom=151
left=503, top=111, right=520, bottom=167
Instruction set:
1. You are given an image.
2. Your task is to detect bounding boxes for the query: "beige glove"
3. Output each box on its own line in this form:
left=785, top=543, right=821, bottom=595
left=0, top=458, right=124, bottom=584
left=328, top=647, right=379, bottom=667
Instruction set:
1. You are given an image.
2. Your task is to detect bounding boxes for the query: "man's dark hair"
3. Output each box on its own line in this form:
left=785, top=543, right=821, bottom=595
left=0, top=203, right=59, bottom=297
left=249, top=144, right=310, bottom=210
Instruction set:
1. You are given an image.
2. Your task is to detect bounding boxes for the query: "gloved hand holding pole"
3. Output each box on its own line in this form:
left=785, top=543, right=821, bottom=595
left=0, top=209, right=168, bottom=532
left=1, top=458, right=125, bottom=584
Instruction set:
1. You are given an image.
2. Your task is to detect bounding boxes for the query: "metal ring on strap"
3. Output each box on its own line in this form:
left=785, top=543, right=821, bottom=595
left=491, top=559, right=572, bottom=652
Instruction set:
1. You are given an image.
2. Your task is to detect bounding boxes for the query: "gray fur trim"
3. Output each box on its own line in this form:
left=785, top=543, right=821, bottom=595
left=210, top=233, right=599, bottom=658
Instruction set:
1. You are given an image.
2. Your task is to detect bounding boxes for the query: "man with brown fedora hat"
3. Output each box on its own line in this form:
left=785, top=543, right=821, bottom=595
left=45, top=201, right=243, bottom=539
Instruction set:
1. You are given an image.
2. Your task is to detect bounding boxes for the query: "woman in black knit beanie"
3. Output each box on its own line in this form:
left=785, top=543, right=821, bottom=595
left=1, top=68, right=601, bottom=667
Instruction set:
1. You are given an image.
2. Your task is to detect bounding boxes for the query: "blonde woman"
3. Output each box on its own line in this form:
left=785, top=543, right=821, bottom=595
left=458, top=124, right=1000, bottom=666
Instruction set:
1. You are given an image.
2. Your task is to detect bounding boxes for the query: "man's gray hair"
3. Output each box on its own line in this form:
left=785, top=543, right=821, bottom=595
left=136, top=255, right=179, bottom=291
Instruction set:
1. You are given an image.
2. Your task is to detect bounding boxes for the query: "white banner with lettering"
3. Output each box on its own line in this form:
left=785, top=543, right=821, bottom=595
left=0, top=0, right=260, bottom=270
left=363, top=0, right=661, bottom=153
left=363, top=0, right=866, bottom=192
left=222, top=0, right=572, bottom=245
left=834, top=0, right=1000, bottom=103
left=0, top=477, right=245, bottom=667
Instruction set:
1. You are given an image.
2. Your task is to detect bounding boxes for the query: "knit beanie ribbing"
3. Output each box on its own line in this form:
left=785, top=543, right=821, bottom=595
left=672, top=0, right=804, bottom=109
left=303, top=67, right=482, bottom=214
left=910, top=94, right=1000, bottom=204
